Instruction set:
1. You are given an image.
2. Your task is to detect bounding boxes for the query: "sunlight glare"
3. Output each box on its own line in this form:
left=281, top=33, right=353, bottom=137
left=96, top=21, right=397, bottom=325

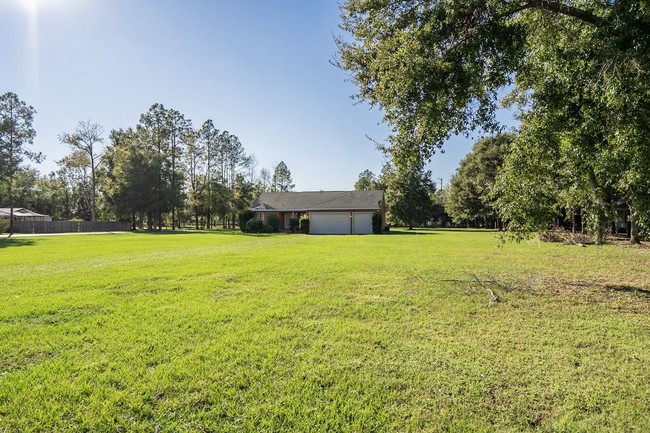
left=14, top=0, right=62, bottom=16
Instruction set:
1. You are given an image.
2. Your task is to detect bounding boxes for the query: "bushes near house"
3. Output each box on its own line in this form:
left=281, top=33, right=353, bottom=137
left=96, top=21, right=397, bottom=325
left=238, top=210, right=255, bottom=233
left=289, top=218, right=300, bottom=233
left=372, top=211, right=382, bottom=234
left=245, top=218, right=263, bottom=233
left=299, top=216, right=310, bottom=234
left=267, top=214, right=280, bottom=233
left=0, top=218, right=9, bottom=234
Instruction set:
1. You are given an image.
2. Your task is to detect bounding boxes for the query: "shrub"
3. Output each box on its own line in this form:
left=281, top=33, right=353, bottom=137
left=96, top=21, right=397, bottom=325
left=238, top=210, right=255, bottom=232
left=262, top=224, right=275, bottom=233
left=267, top=213, right=280, bottom=232
left=288, top=217, right=300, bottom=233
left=372, top=211, right=382, bottom=234
left=245, top=218, right=264, bottom=233
left=299, top=216, right=310, bottom=234
left=0, top=218, right=9, bottom=234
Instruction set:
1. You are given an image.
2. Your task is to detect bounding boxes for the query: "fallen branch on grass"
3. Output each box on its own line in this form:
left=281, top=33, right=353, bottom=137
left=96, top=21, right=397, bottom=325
left=471, top=274, right=501, bottom=305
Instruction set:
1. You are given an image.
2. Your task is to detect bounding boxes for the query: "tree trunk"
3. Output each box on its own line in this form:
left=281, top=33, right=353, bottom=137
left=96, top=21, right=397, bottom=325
left=8, top=181, right=14, bottom=237
left=587, top=169, right=607, bottom=245
left=8, top=131, right=15, bottom=236
left=594, top=213, right=606, bottom=245
left=171, top=134, right=176, bottom=231
left=630, top=219, right=640, bottom=245
left=90, top=163, right=97, bottom=222
left=572, top=213, right=576, bottom=233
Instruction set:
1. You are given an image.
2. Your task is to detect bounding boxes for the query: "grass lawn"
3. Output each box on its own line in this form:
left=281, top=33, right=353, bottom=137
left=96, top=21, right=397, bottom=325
left=1, top=229, right=649, bottom=432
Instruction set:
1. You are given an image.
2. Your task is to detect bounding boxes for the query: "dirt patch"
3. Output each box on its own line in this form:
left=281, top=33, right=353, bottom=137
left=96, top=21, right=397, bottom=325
left=539, top=228, right=649, bottom=248
left=526, top=275, right=650, bottom=313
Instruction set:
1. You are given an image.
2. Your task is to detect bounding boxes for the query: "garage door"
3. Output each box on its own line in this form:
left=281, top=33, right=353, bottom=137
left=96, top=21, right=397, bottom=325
left=352, top=212, right=373, bottom=234
left=310, top=212, right=351, bottom=234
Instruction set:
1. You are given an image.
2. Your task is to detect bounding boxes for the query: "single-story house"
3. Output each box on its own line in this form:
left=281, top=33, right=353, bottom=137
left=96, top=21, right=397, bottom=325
left=0, top=208, right=52, bottom=222
left=251, top=190, right=385, bottom=234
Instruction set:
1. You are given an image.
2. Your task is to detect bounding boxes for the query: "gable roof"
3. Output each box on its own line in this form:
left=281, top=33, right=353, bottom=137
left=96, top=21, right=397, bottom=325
left=0, top=208, right=49, bottom=218
left=251, top=191, right=384, bottom=212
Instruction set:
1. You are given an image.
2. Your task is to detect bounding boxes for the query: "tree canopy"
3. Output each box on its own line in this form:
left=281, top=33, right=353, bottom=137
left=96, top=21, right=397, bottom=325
left=0, top=92, right=40, bottom=234
left=272, top=161, right=295, bottom=192
left=59, top=120, right=104, bottom=221
left=337, top=1, right=650, bottom=162
left=446, top=133, right=513, bottom=227
left=385, top=160, right=436, bottom=229
left=354, top=169, right=378, bottom=191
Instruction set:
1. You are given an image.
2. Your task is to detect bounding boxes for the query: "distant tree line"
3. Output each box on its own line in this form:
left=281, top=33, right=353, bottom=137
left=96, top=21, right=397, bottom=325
left=446, top=132, right=649, bottom=244
left=357, top=129, right=648, bottom=244
left=354, top=161, right=444, bottom=230
left=0, top=93, right=294, bottom=232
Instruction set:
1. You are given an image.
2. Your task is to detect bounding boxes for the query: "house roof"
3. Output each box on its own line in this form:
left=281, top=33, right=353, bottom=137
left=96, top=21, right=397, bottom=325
left=251, top=190, right=384, bottom=212
left=0, top=208, right=49, bottom=218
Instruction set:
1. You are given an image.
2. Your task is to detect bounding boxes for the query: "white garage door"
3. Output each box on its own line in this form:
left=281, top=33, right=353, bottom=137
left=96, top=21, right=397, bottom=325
left=352, top=212, right=373, bottom=234
left=310, top=212, right=351, bottom=234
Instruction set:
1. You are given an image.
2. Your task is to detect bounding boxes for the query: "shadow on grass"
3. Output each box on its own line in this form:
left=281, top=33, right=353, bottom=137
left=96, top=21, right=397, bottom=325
left=430, top=228, right=501, bottom=233
left=131, top=229, right=243, bottom=236
left=386, top=227, right=500, bottom=234
left=386, top=230, right=437, bottom=236
left=605, top=284, right=650, bottom=297
left=0, top=237, right=36, bottom=248
left=132, top=229, right=288, bottom=237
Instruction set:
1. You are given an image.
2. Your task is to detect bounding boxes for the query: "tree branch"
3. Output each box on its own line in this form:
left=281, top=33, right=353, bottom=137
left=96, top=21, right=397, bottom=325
left=506, top=0, right=602, bottom=26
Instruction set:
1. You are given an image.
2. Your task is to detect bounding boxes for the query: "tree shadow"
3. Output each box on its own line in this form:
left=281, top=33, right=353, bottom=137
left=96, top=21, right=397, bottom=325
left=433, top=228, right=501, bottom=233
left=605, top=284, right=650, bottom=297
left=132, top=229, right=242, bottom=235
left=385, top=230, right=438, bottom=236
left=0, top=238, right=36, bottom=249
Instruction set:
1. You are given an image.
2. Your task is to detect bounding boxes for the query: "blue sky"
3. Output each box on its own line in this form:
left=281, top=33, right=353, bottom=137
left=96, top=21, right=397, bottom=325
left=1, top=0, right=516, bottom=191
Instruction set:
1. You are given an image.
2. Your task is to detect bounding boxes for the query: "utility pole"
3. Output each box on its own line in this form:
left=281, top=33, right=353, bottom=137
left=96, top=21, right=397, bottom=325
left=438, top=178, right=444, bottom=190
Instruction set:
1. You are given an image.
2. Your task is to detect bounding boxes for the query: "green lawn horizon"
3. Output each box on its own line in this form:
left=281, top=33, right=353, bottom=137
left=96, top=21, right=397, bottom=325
left=1, top=230, right=648, bottom=432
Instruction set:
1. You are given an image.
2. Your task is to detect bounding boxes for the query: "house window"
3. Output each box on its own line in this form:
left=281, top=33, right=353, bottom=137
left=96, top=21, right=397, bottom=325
left=258, top=213, right=264, bottom=222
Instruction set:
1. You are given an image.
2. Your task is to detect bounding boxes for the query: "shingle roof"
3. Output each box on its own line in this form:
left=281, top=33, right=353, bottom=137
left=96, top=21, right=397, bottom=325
left=0, top=208, right=49, bottom=218
left=251, top=191, right=384, bottom=212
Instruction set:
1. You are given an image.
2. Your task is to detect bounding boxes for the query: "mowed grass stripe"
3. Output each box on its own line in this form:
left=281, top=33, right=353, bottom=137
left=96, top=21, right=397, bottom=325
left=1, top=230, right=649, bottom=432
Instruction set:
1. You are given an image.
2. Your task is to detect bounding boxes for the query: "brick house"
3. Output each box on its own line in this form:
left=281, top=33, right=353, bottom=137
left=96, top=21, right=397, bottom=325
left=250, top=190, right=385, bottom=234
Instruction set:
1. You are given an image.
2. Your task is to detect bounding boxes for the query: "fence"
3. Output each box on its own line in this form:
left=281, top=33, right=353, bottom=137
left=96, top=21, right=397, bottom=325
left=13, top=220, right=132, bottom=234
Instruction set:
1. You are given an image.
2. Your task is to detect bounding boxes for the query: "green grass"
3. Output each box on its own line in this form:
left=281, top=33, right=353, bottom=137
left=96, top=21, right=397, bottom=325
left=1, top=229, right=649, bottom=432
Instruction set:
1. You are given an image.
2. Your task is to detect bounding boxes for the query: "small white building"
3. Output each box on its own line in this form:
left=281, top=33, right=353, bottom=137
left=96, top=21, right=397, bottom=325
left=0, top=208, right=52, bottom=222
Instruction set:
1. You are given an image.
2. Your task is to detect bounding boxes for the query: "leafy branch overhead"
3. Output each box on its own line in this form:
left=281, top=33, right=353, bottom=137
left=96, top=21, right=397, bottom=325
left=337, top=0, right=649, bottom=161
